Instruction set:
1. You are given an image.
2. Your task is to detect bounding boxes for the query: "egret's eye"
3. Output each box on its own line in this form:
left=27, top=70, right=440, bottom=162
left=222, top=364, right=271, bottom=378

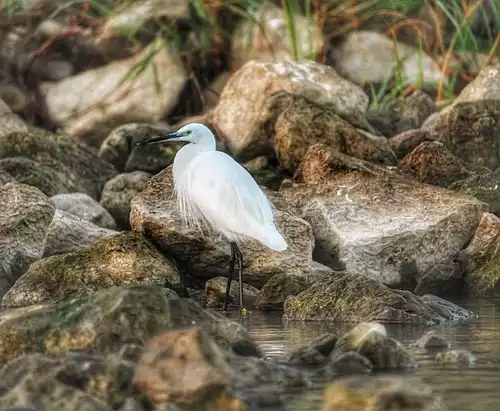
left=186, top=130, right=192, bottom=135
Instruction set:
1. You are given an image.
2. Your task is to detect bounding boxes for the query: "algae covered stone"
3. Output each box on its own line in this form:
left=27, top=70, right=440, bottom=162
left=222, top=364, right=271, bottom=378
left=0, top=284, right=261, bottom=365
left=2, top=232, right=181, bottom=307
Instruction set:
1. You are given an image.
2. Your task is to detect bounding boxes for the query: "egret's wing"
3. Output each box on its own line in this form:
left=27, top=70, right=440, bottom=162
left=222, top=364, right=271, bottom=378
left=180, top=151, right=274, bottom=238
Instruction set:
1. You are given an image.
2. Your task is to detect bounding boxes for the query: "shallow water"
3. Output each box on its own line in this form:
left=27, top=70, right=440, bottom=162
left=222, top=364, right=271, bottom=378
left=226, top=297, right=500, bottom=411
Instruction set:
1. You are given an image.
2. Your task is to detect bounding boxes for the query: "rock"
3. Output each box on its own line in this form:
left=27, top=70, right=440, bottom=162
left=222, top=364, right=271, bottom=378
left=449, top=169, right=500, bottom=215
left=211, top=59, right=370, bottom=159
left=326, top=352, right=373, bottom=376
left=134, top=327, right=305, bottom=410
left=331, top=30, right=446, bottom=87
left=418, top=294, right=475, bottom=321
left=398, top=141, right=471, bottom=188
left=43, top=209, right=117, bottom=257
left=422, top=63, right=500, bottom=169
left=0, top=170, right=14, bottom=186
left=334, top=322, right=415, bottom=370
left=280, top=155, right=487, bottom=292
left=415, top=331, right=450, bottom=351
left=2, top=232, right=181, bottom=307
left=230, top=3, right=323, bottom=71
left=286, top=334, right=338, bottom=366
left=0, top=98, right=28, bottom=138
left=273, top=93, right=396, bottom=172
left=435, top=349, right=476, bottom=367
left=283, top=271, right=473, bottom=324
left=0, top=183, right=55, bottom=298
left=51, top=192, right=116, bottom=229
left=367, top=91, right=437, bottom=137
left=0, top=351, right=146, bottom=411
left=389, top=129, right=431, bottom=159
left=205, top=277, right=259, bottom=309
left=0, top=131, right=118, bottom=200
left=256, top=273, right=309, bottom=311
left=98, top=123, right=184, bottom=174
left=243, top=156, right=284, bottom=190
left=322, top=375, right=446, bottom=411
left=0, top=82, right=29, bottom=113
left=0, top=284, right=261, bottom=365
left=458, top=212, right=500, bottom=295
left=39, top=40, right=187, bottom=145
left=130, top=167, right=315, bottom=289
left=100, top=171, right=152, bottom=230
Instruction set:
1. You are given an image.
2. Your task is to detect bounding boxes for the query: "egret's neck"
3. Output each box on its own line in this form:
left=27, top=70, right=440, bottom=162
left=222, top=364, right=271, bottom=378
left=173, top=138, right=215, bottom=182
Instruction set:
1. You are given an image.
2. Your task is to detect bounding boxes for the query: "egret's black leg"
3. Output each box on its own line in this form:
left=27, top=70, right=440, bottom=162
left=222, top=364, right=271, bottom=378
left=223, top=242, right=237, bottom=310
left=233, top=243, right=245, bottom=316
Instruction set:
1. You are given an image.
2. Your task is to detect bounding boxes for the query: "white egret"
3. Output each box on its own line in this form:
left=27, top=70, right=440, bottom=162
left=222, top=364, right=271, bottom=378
left=136, top=123, right=288, bottom=316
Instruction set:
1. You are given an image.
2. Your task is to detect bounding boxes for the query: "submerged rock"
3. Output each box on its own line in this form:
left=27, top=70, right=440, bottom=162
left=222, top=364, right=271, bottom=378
left=286, top=333, right=338, bottom=366
left=458, top=212, right=500, bottom=296
left=283, top=271, right=473, bottom=324
left=322, top=375, right=446, bottom=411
left=2, top=232, right=181, bottom=306
left=43, top=209, right=117, bottom=257
left=0, top=131, right=117, bottom=200
left=435, top=349, right=476, bottom=367
left=130, top=167, right=315, bottom=289
left=211, top=59, right=369, bottom=159
left=100, top=171, right=152, bottom=229
left=280, top=152, right=487, bottom=293
left=51, top=192, right=116, bottom=229
left=205, top=277, right=259, bottom=309
left=0, top=183, right=55, bottom=298
left=415, top=331, right=450, bottom=351
left=0, top=284, right=260, bottom=365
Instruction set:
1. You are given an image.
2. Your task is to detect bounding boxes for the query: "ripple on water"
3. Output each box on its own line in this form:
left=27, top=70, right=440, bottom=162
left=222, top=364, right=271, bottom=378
left=224, top=298, right=500, bottom=411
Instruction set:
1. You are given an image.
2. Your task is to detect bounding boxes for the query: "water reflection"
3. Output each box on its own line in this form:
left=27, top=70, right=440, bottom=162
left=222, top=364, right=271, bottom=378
left=227, top=298, right=500, bottom=411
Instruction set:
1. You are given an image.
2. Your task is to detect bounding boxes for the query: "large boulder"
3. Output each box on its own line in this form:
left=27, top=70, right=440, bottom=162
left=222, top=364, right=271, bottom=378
left=43, top=209, right=117, bottom=257
left=281, top=147, right=487, bottom=294
left=0, top=131, right=117, bottom=200
left=0, top=284, right=261, bottom=365
left=0, top=183, right=55, bottom=298
left=283, top=271, right=473, bottom=324
left=100, top=171, right=152, bottom=229
left=51, top=192, right=116, bottom=229
left=211, top=59, right=371, bottom=160
left=130, top=167, right=315, bottom=289
left=2, top=232, right=181, bottom=306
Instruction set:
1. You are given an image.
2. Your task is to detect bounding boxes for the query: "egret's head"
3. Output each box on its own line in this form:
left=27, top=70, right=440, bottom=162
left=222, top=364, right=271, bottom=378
left=136, top=123, right=213, bottom=146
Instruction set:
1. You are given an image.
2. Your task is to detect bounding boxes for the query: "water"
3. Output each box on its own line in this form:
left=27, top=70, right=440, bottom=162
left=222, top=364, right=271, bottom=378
left=228, top=297, right=500, bottom=411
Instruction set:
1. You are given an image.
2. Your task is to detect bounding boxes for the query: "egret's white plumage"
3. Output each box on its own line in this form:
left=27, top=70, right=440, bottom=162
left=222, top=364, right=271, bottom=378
left=169, top=123, right=287, bottom=251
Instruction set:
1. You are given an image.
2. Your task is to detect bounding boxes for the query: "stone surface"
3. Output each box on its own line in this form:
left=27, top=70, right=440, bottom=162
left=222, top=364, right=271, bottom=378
left=280, top=155, right=487, bottom=292
left=230, top=3, right=323, bottom=71
left=0, top=98, right=28, bottom=137
left=399, top=141, right=471, bottom=188
left=367, top=91, right=437, bottom=137
left=43, top=209, right=117, bottom=257
left=458, top=212, right=500, bottom=296
left=256, top=273, right=309, bottom=311
left=389, top=129, right=431, bottom=159
left=51, top=192, right=116, bottom=229
left=2, top=232, right=181, bottom=307
left=205, top=277, right=259, bottom=309
left=211, top=59, right=370, bottom=159
left=286, top=333, right=338, bottom=366
left=422, top=63, right=500, bottom=169
left=322, top=375, right=446, bottom=411
left=450, top=169, right=500, bottom=215
left=0, top=131, right=117, bottom=200
left=283, top=271, right=474, bottom=324
left=0, top=284, right=261, bottom=365
left=331, top=30, right=446, bottom=87
left=39, top=41, right=187, bottom=145
left=100, top=171, right=152, bottom=229
left=130, top=167, right=315, bottom=289
left=0, top=183, right=55, bottom=298
left=273, top=93, right=396, bottom=172
left=334, top=322, right=415, bottom=370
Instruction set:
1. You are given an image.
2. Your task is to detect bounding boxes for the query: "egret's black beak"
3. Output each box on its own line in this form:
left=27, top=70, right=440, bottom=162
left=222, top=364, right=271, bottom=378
left=136, top=131, right=181, bottom=146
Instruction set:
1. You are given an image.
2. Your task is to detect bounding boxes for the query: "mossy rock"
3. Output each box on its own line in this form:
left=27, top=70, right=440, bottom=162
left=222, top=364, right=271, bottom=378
left=2, top=232, right=181, bottom=307
left=256, top=273, right=309, bottom=311
left=0, top=284, right=261, bottom=365
left=0, top=131, right=117, bottom=199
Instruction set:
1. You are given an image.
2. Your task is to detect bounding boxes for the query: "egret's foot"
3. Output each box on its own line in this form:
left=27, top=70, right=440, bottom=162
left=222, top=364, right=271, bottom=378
left=241, top=307, right=247, bottom=317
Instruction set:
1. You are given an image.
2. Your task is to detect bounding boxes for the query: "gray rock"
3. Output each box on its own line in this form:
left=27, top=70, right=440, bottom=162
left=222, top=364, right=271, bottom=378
left=51, top=192, right=116, bottom=229
left=0, top=183, right=55, bottom=298
left=100, top=171, right=152, bottom=229
left=43, top=209, right=117, bottom=257
left=205, top=277, right=259, bottom=309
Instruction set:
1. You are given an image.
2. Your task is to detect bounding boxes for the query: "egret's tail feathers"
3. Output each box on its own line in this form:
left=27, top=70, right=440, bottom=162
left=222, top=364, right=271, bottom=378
left=259, top=227, right=288, bottom=252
